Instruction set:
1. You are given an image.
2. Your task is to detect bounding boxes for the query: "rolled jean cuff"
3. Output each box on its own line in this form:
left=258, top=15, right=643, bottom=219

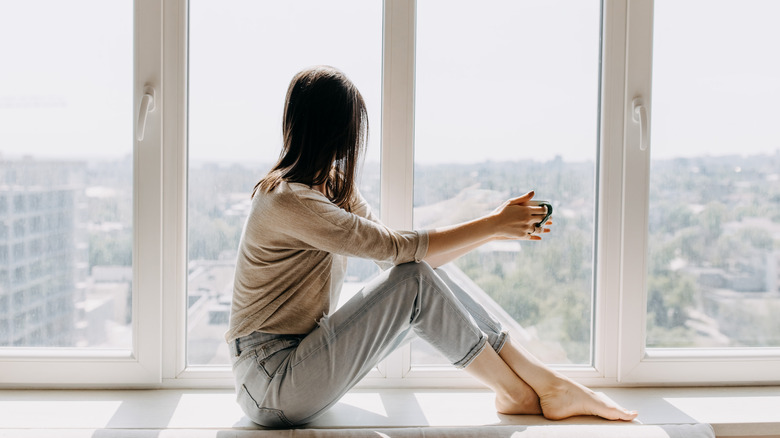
left=452, top=334, right=489, bottom=369
left=492, top=331, right=509, bottom=355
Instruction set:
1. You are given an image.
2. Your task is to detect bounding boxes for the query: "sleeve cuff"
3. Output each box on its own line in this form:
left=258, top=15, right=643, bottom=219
left=414, top=229, right=429, bottom=263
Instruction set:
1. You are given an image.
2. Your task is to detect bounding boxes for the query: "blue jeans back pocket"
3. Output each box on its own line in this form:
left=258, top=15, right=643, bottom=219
left=237, top=384, right=294, bottom=428
left=254, top=336, right=300, bottom=379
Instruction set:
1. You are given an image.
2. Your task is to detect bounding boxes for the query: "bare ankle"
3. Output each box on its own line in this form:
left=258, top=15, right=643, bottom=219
left=495, top=390, right=542, bottom=415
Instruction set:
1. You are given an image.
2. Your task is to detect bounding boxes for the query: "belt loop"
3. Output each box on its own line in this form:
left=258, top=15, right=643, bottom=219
left=233, top=338, right=241, bottom=357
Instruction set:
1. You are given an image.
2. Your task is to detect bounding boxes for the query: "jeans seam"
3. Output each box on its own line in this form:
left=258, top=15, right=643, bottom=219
left=232, top=349, right=257, bottom=368
left=417, top=274, right=486, bottom=367
left=241, top=384, right=295, bottom=427
left=421, top=268, right=488, bottom=368
left=419, top=275, right=483, bottom=343
left=472, top=311, right=501, bottom=332
left=436, top=270, right=502, bottom=335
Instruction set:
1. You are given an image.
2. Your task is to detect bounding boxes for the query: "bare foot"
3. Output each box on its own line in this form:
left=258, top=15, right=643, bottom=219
left=538, top=379, right=638, bottom=421
left=495, top=390, right=542, bottom=415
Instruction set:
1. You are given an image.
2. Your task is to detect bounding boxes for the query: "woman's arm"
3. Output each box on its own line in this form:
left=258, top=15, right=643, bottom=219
left=423, top=191, right=550, bottom=269
left=423, top=235, right=494, bottom=269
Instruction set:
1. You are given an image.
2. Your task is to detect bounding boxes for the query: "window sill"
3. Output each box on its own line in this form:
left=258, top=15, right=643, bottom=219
left=0, top=387, right=777, bottom=437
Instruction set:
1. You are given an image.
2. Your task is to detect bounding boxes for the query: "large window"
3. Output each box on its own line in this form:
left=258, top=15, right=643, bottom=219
left=0, top=0, right=165, bottom=386
left=616, top=0, right=780, bottom=384
left=0, top=0, right=777, bottom=387
left=645, top=0, right=780, bottom=349
left=412, top=0, right=601, bottom=367
left=0, top=0, right=133, bottom=350
left=187, top=0, right=383, bottom=366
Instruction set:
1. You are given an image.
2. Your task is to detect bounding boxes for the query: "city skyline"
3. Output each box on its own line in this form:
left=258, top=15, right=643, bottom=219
left=1, top=154, right=778, bottom=363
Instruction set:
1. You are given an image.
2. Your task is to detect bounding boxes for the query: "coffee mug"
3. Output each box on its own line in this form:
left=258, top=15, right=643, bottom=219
left=527, top=200, right=553, bottom=228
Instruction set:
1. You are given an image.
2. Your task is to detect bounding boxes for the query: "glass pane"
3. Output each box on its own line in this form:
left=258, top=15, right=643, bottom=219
left=0, top=1, right=133, bottom=348
left=412, top=0, right=601, bottom=366
left=187, top=0, right=382, bottom=365
left=646, top=1, right=780, bottom=348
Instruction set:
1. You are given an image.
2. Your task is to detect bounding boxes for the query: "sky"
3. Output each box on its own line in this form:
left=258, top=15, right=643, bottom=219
left=0, top=0, right=778, bottom=164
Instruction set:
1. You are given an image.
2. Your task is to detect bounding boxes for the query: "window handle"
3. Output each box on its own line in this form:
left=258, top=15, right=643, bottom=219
left=136, top=85, right=156, bottom=141
left=632, top=97, right=649, bottom=151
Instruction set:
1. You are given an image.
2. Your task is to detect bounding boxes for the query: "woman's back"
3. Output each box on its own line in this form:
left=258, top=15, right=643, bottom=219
left=227, top=180, right=427, bottom=339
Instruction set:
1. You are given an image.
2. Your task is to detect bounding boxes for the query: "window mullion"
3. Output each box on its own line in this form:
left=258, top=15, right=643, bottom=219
left=380, top=0, right=416, bottom=231
left=160, top=0, right=189, bottom=383
left=592, top=0, right=629, bottom=385
left=617, top=0, right=655, bottom=381
left=379, top=0, right=416, bottom=382
left=133, top=0, right=165, bottom=384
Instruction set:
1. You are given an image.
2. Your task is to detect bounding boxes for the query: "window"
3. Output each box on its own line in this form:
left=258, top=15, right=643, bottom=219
left=186, top=0, right=383, bottom=367
left=13, top=243, right=24, bottom=260
left=0, top=0, right=162, bottom=386
left=0, top=0, right=777, bottom=388
left=13, top=195, right=25, bottom=213
left=0, top=0, right=133, bottom=351
left=645, top=0, right=780, bottom=349
left=617, top=0, right=780, bottom=383
left=412, top=0, right=601, bottom=368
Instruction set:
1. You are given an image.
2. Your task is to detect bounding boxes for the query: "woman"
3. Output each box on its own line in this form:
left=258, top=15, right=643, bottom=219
left=227, top=66, right=637, bottom=427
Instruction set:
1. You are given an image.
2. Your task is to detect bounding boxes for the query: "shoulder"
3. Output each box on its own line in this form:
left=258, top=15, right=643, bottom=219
left=254, top=180, right=317, bottom=207
left=254, top=180, right=348, bottom=221
left=285, top=182, right=339, bottom=213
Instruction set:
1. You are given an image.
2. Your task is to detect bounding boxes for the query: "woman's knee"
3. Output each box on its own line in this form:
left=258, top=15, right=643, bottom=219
left=382, top=262, right=445, bottom=310
left=389, top=261, right=437, bottom=281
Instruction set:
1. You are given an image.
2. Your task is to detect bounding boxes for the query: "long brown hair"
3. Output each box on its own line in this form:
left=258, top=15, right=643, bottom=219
left=253, top=66, right=368, bottom=211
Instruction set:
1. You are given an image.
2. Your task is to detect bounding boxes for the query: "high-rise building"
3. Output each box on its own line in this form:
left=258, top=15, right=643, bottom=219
left=0, top=159, right=87, bottom=347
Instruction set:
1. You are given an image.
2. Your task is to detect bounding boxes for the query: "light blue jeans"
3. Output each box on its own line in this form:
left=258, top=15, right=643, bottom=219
left=229, top=262, right=508, bottom=427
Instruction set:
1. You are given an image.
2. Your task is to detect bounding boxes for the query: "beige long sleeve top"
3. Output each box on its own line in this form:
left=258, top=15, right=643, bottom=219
left=226, top=181, right=429, bottom=341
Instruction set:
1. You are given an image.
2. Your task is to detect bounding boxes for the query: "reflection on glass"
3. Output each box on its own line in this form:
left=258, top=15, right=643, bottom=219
left=647, top=1, right=780, bottom=348
left=412, top=0, right=601, bottom=366
left=0, top=1, right=133, bottom=348
left=187, top=0, right=382, bottom=365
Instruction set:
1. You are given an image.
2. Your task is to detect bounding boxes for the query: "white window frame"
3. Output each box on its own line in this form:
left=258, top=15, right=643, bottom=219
left=1, top=0, right=778, bottom=388
left=616, top=0, right=780, bottom=384
left=0, top=0, right=164, bottom=387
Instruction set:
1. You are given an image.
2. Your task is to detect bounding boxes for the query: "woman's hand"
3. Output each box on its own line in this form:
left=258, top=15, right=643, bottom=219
left=490, top=191, right=552, bottom=241
left=423, top=190, right=552, bottom=267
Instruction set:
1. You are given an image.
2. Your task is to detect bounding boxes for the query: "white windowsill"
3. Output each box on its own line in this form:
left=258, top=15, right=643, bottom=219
left=0, top=387, right=778, bottom=437
left=0, top=387, right=780, bottom=437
